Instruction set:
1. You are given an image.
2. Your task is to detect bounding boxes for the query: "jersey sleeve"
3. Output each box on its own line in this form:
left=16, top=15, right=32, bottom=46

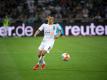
left=56, top=24, right=64, bottom=35
left=39, top=24, right=44, bottom=31
left=56, top=24, right=62, bottom=31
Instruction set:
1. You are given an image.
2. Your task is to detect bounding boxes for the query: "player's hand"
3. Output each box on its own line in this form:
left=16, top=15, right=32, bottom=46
left=54, top=31, right=61, bottom=40
left=34, top=29, right=40, bottom=37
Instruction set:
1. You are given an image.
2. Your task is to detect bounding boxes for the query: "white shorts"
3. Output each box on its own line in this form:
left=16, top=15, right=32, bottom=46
left=38, top=40, right=54, bottom=53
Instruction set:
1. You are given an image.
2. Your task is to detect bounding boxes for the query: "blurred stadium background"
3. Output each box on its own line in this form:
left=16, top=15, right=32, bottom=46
left=0, top=0, right=107, bottom=27
left=0, top=0, right=107, bottom=80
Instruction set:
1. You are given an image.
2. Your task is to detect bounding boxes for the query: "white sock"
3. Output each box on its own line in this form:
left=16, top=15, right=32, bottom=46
left=42, top=57, right=45, bottom=64
left=38, top=56, right=45, bottom=65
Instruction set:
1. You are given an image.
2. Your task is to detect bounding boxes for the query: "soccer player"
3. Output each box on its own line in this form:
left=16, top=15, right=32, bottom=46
left=33, top=16, right=62, bottom=70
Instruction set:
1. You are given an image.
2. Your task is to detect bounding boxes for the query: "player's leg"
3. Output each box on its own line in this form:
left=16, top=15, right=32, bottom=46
left=40, top=50, right=47, bottom=70
left=40, top=45, right=54, bottom=70
left=33, top=41, right=46, bottom=70
left=38, top=50, right=46, bottom=65
left=33, top=50, right=42, bottom=70
left=37, top=50, right=43, bottom=64
left=33, top=49, right=47, bottom=70
left=33, top=41, right=54, bottom=70
left=40, top=41, right=55, bottom=69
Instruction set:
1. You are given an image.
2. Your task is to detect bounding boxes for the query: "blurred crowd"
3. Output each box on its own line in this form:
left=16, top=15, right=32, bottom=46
left=0, top=0, right=107, bottom=26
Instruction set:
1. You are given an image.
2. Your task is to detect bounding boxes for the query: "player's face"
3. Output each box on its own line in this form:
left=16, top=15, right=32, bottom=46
left=47, top=16, right=54, bottom=24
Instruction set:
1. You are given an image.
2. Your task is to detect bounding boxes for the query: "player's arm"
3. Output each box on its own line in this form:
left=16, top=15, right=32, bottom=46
left=34, top=24, right=44, bottom=37
left=54, top=24, right=63, bottom=39
left=54, top=30, right=62, bottom=39
left=34, top=29, right=41, bottom=37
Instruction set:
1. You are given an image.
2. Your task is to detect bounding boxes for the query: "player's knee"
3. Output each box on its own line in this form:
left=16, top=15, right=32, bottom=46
left=40, top=52, right=44, bottom=56
left=37, top=50, right=42, bottom=57
left=41, top=53, right=45, bottom=56
left=41, top=50, right=46, bottom=56
left=38, top=52, right=41, bottom=58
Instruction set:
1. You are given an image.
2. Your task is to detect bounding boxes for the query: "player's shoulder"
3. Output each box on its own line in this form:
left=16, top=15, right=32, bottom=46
left=40, top=23, right=48, bottom=28
left=55, top=23, right=59, bottom=26
left=54, top=23, right=61, bottom=27
left=41, top=23, right=47, bottom=26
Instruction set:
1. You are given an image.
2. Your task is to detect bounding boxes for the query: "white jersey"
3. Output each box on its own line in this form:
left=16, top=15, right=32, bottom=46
left=39, top=23, right=62, bottom=42
left=38, top=23, right=62, bottom=53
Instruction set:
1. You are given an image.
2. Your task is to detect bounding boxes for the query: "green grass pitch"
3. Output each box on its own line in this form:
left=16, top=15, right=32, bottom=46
left=0, top=36, right=107, bottom=80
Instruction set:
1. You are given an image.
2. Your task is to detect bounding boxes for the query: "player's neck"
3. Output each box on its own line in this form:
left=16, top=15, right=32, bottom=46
left=48, top=22, right=53, bottom=25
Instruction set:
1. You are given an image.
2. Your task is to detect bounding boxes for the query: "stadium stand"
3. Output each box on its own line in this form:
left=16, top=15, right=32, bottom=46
left=0, top=0, right=107, bottom=26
